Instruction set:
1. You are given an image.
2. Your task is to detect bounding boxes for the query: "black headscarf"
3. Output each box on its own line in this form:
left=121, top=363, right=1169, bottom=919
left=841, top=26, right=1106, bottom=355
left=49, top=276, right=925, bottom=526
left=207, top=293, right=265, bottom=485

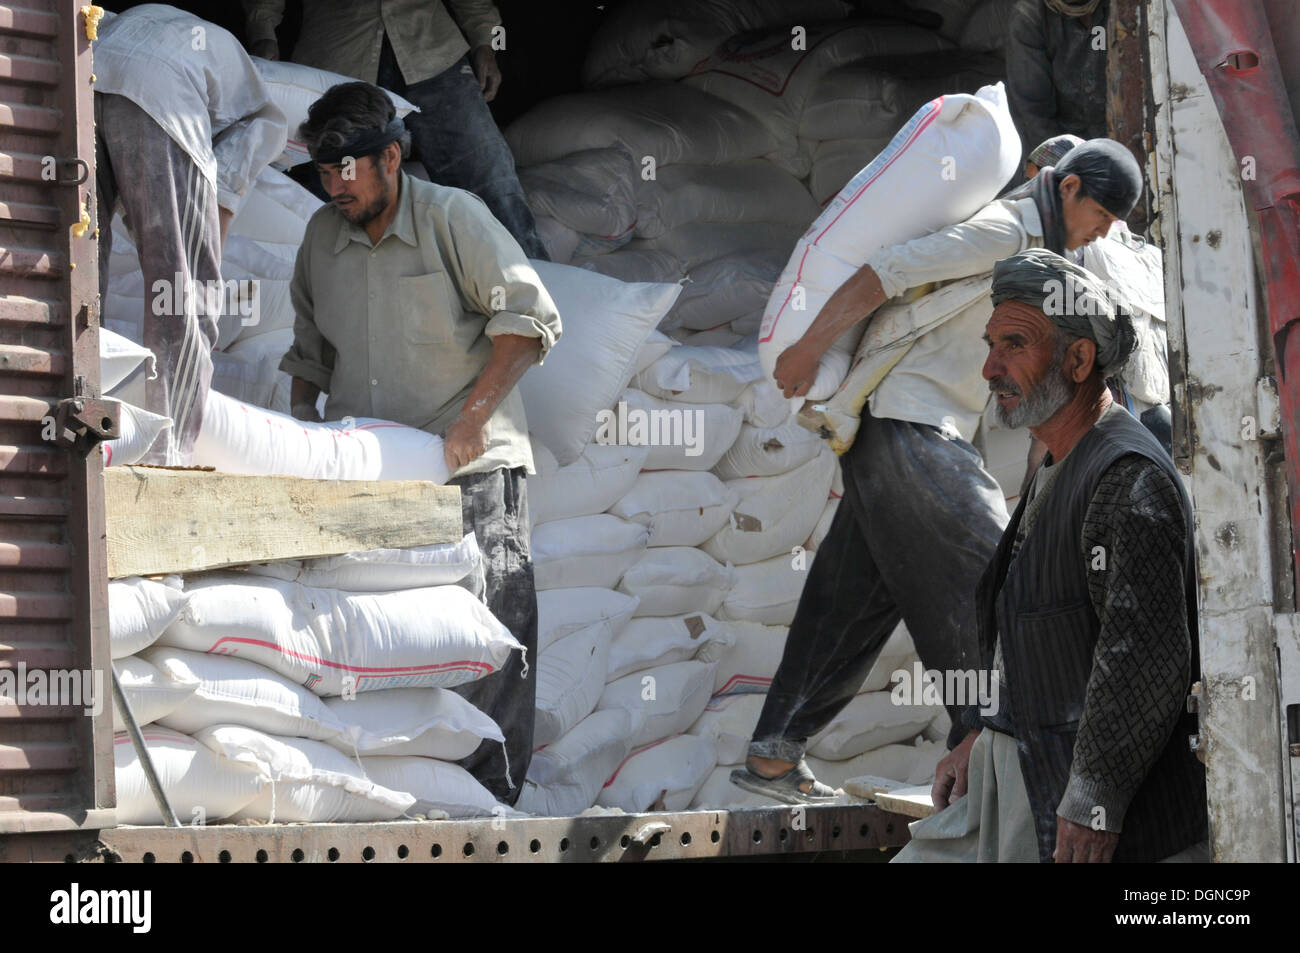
left=1006, top=138, right=1143, bottom=254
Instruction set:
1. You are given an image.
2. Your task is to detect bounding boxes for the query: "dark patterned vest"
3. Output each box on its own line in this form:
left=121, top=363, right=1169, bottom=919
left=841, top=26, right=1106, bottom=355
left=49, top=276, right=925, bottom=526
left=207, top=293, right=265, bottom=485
left=974, top=406, right=1207, bottom=862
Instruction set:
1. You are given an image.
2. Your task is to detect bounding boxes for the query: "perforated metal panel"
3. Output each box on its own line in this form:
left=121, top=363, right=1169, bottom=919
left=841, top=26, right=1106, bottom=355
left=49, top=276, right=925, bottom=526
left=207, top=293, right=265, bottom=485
left=0, top=0, right=115, bottom=833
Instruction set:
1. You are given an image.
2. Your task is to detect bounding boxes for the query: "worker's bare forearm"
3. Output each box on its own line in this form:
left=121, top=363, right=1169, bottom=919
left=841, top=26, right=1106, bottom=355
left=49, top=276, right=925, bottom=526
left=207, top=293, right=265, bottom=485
left=800, top=264, right=887, bottom=353
left=459, top=333, right=541, bottom=425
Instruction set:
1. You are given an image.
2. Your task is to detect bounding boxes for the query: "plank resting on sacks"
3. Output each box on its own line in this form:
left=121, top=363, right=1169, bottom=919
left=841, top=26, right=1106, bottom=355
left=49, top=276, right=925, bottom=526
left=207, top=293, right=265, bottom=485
left=104, top=467, right=461, bottom=578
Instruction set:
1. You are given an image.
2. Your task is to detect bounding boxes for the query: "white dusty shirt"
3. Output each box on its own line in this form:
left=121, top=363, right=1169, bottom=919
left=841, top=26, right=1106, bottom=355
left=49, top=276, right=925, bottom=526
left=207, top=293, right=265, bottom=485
left=93, top=6, right=287, bottom=214
left=864, top=197, right=1044, bottom=442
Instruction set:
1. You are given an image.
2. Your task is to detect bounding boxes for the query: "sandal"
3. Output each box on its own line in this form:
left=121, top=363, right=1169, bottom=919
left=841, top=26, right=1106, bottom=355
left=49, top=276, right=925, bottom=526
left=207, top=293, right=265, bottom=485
left=729, top=759, right=841, bottom=805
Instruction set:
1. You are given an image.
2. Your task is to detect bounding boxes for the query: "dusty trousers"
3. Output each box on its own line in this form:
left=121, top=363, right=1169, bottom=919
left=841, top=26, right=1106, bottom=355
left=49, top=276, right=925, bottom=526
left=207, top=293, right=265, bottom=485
left=448, top=466, right=538, bottom=805
left=748, top=413, right=1010, bottom=765
left=95, top=93, right=220, bottom=465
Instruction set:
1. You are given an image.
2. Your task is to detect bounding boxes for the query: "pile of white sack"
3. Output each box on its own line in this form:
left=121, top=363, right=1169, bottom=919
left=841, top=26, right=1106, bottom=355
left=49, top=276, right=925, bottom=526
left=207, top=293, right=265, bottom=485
left=98, top=27, right=1040, bottom=821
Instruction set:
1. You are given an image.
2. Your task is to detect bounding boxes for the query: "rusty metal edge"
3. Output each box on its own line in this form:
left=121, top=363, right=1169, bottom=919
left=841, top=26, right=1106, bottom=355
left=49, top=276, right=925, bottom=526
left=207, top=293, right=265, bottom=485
left=3, top=804, right=912, bottom=863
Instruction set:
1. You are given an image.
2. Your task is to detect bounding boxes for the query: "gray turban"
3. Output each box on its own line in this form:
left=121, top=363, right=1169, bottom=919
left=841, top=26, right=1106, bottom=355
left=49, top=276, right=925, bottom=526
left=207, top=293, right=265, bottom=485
left=991, top=248, right=1137, bottom=376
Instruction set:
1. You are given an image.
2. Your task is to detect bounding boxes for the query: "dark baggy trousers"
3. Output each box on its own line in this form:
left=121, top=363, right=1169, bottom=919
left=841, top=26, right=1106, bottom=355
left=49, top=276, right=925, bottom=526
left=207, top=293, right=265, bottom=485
left=375, top=36, right=547, bottom=260
left=449, top=466, right=538, bottom=805
left=748, top=413, right=1011, bottom=764
left=96, top=93, right=220, bottom=465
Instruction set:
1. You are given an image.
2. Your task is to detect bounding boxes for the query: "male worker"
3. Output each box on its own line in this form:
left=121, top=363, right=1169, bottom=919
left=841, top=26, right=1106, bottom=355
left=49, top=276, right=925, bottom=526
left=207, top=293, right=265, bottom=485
left=731, top=139, right=1145, bottom=804
left=280, top=82, right=561, bottom=802
left=1007, top=0, right=1111, bottom=171
left=94, top=5, right=287, bottom=464
left=1023, top=133, right=1084, bottom=181
left=242, top=0, right=547, bottom=259
left=895, top=249, right=1205, bottom=862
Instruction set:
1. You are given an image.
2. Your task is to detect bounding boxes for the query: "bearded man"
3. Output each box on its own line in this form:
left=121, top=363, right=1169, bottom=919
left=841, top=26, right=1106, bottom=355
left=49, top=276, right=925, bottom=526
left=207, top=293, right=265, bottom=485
left=894, top=248, right=1206, bottom=863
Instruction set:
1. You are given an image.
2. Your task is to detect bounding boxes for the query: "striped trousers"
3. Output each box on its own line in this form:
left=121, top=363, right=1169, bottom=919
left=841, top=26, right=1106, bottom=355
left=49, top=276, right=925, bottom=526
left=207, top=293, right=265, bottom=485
left=96, top=93, right=220, bottom=465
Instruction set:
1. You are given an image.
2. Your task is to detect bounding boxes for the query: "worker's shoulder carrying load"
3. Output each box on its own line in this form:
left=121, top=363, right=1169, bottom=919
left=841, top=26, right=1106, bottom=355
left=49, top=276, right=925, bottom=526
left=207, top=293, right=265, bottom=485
left=757, top=82, right=1022, bottom=427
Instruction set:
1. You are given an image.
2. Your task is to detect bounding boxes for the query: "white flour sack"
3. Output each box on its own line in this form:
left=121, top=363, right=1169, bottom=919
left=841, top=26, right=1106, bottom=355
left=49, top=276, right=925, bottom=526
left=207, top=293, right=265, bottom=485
left=100, top=326, right=155, bottom=393
left=633, top=344, right=764, bottom=405
left=245, top=534, right=481, bottom=593
left=253, top=58, right=418, bottom=169
left=323, top=687, right=503, bottom=760
left=528, top=440, right=649, bottom=524
left=703, top=448, right=837, bottom=565
left=144, top=646, right=348, bottom=742
left=807, top=497, right=839, bottom=550
left=617, top=547, right=736, bottom=617
left=517, top=145, right=638, bottom=240
left=196, top=726, right=414, bottom=823
left=683, top=20, right=954, bottom=176
left=671, top=249, right=790, bottom=332
left=537, top=587, right=640, bottom=654
left=109, top=576, right=187, bottom=659
left=102, top=399, right=171, bottom=466
left=607, top=613, right=736, bottom=682
left=518, top=708, right=643, bottom=816
left=688, top=691, right=767, bottom=766
left=530, top=515, right=649, bottom=591
left=713, top=419, right=824, bottom=479
left=859, top=622, right=921, bottom=694
left=112, top=655, right=199, bottom=733
left=607, top=471, right=739, bottom=548
left=635, top=160, right=818, bottom=240
left=807, top=691, right=938, bottom=761
left=615, top=388, right=744, bottom=473
left=193, top=391, right=450, bottom=482
left=359, top=756, right=506, bottom=818
left=718, top=553, right=814, bottom=626
left=811, top=738, right=946, bottom=788
left=158, top=575, right=520, bottom=695
left=114, top=727, right=264, bottom=825
left=712, top=622, right=789, bottom=696
left=758, top=84, right=1021, bottom=400
left=580, top=0, right=854, bottom=87
left=505, top=82, right=781, bottom=169
left=597, top=660, right=718, bottom=748
left=596, top=733, right=717, bottom=813
left=534, top=622, right=617, bottom=748
left=518, top=262, right=681, bottom=465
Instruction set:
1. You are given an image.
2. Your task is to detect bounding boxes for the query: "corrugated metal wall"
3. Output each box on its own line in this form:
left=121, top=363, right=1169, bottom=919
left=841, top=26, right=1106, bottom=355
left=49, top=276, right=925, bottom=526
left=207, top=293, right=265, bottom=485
left=0, top=1, right=115, bottom=832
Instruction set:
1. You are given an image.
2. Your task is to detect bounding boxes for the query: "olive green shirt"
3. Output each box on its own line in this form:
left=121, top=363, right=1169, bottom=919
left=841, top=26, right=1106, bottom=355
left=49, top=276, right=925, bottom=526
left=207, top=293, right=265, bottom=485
left=280, top=173, right=561, bottom=478
left=243, top=0, right=500, bottom=85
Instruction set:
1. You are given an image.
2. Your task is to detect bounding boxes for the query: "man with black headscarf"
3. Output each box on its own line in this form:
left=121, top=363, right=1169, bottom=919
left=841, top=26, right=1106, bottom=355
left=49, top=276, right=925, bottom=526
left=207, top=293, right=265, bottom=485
left=1007, top=0, right=1111, bottom=172
left=732, top=139, right=1151, bottom=805
left=280, top=82, right=562, bottom=804
left=893, top=249, right=1206, bottom=862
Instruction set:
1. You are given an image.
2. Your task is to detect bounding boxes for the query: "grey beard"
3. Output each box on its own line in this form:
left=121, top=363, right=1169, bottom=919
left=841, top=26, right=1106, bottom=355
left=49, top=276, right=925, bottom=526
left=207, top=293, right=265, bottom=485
left=994, top=365, right=1075, bottom=429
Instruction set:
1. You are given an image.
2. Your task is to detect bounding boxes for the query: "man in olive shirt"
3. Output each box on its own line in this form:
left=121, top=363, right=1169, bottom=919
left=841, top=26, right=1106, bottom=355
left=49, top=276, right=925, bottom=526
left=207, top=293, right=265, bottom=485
left=281, top=82, right=561, bottom=803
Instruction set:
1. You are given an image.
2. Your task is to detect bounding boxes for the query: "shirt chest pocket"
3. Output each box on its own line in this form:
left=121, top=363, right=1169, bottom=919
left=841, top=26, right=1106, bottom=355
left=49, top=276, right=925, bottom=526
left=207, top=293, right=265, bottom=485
left=398, top=271, right=460, bottom=346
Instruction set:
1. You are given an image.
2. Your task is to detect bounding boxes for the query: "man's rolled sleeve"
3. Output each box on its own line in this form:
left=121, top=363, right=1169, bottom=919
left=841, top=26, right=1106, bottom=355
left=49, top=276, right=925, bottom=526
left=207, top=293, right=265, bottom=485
left=1057, top=455, right=1192, bottom=832
left=443, top=193, right=561, bottom=364
left=448, top=0, right=502, bottom=50
left=279, top=237, right=336, bottom=391
left=865, top=205, right=1029, bottom=300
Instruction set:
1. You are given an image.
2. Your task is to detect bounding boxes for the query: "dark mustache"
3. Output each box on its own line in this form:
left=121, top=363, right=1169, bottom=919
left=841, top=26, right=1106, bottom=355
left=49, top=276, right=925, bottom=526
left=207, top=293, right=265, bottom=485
left=988, top=378, right=1022, bottom=395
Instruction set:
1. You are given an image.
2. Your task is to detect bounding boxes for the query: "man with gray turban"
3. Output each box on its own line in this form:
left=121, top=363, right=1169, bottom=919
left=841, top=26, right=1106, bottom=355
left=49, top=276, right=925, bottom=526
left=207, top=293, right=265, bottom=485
left=894, top=248, right=1206, bottom=863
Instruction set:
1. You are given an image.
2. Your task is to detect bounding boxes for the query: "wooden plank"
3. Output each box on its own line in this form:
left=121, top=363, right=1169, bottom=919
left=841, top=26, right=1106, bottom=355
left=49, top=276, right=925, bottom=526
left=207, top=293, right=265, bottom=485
left=873, top=785, right=937, bottom=820
left=104, top=467, right=462, bottom=578
left=841, top=775, right=905, bottom=800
